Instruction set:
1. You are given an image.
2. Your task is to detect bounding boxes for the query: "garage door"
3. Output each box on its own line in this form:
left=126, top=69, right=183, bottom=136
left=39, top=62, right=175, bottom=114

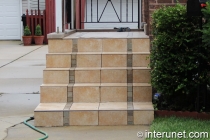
left=0, top=0, right=21, bottom=40
left=85, top=0, right=139, bottom=29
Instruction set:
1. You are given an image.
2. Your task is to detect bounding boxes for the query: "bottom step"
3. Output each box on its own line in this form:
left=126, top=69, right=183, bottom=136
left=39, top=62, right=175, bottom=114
left=34, top=102, right=154, bottom=127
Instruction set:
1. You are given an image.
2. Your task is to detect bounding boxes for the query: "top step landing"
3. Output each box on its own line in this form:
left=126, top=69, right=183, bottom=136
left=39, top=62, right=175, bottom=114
left=64, top=32, right=149, bottom=39
left=47, top=30, right=149, bottom=39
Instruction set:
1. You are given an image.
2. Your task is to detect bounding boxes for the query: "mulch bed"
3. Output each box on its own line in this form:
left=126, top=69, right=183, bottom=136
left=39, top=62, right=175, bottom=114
left=155, top=110, right=210, bottom=120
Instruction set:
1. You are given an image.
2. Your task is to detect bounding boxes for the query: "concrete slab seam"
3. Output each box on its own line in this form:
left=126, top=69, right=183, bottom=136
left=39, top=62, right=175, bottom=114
left=0, top=46, right=44, bottom=69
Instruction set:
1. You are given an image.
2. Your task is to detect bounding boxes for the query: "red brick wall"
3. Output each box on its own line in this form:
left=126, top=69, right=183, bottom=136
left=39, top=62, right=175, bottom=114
left=142, top=0, right=187, bottom=35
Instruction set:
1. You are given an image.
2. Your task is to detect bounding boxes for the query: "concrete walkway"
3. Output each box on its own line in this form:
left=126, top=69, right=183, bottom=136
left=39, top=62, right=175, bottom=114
left=0, top=41, right=149, bottom=140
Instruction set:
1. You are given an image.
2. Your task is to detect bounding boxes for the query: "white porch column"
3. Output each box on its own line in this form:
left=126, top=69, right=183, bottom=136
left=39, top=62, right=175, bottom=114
left=56, top=0, right=62, bottom=32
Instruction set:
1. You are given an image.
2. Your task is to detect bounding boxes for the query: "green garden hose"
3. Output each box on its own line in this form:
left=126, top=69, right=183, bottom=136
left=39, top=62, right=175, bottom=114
left=23, top=117, right=48, bottom=140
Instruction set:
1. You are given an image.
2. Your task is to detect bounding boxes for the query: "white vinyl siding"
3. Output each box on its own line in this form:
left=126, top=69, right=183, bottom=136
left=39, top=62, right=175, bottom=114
left=30, top=0, right=45, bottom=10
left=22, top=0, right=28, bottom=14
left=22, top=0, right=45, bottom=15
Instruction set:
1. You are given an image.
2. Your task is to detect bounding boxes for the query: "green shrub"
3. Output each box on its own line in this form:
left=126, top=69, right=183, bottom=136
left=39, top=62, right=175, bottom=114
left=24, top=26, right=31, bottom=36
left=202, top=3, right=210, bottom=47
left=201, top=2, right=210, bottom=82
left=35, top=24, right=42, bottom=36
left=150, top=3, right=209, bottom=111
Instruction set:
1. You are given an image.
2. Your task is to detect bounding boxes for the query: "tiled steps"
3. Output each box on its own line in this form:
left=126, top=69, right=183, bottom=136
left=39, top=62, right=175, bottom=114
left=35, top=102, right=154, bottom=126
left=34, top=34, right=154, bottom=126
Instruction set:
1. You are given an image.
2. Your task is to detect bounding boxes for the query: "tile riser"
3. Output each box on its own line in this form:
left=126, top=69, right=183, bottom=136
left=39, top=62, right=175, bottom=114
left=34, top=110, right=154, bottom=126
left=45, top=53, right=150, bottom=68
left=35, top=102, right=154, bottom=126
left=48, top=39, right=150, bottom=53
left=40, top=85, right=152, bottom=103
left=43, top=69, right=151, bottom=84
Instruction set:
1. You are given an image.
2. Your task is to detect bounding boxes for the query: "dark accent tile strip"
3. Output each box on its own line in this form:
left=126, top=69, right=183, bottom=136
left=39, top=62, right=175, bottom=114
left=69, top=70, right=75, bottom=84
left=67, top=85, right=73, bottom=102
left=63, top=103, right=73, bottom=126
left=71, top=54, right=77, bottom=68
left=72, top=39, right=78, bottom=52
left=127, top=68, right=133, bottom=83
left=127, top=53, right=132, bottom=67
left=127, top=102, right=134, bottom=125
left=127, top=39, right=132, bottom=52
left=127, top=84, right=133, bottom=102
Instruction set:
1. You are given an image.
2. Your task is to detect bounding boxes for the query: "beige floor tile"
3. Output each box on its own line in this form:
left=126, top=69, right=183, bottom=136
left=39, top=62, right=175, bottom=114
left=133, top=54, right=150, bottom=67
left=102, top=39, right=127, bottom=52
left=133, top=69, right=151, bottom=83
left=133, top=102, right=154, bottom=111
left=34, top=103, right=66, bottom=111
left=34, top=112, right=63, bottom=127
left=101, top=83, right=127, bottom=86
left=74, top=83, right=101, bottom=86
left=78, top=39, right=102, bottom=52
left=134, top=111, right=154, bottom=125
left=70, top=103, right=99, bottom=110
left=132, top=39, right=150, bottom=52
left=40, top=86, right=68, bottom=103
left=43, top=70, right=69, bottom=84
left=77, top=54, right=101, bottom=67
left=46, top=54, right=71, bottom=68
left=101, top=87, right=127, bottom=102
left=70, top=111, right=98, bottom=126
left=48, top=40, right=72, bottom=53
left=99, top=102, right=127, bottom=110
left=133, top=83, right=151, bottom=86
left=75, top=70, right=100, bottom=83
left=133, top=86, right=152, bottom=102
left=101, top=69, right=127, bottom=83
left=99, top=111, right=127, bottom=125
left=73, top=86, right=100, bottom=102
left=102, top=54, right=127, bottom=67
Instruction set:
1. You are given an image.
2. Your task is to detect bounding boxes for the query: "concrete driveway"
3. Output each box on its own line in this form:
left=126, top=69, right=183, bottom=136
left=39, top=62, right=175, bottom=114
left=0, top=41, right=45, bottom=139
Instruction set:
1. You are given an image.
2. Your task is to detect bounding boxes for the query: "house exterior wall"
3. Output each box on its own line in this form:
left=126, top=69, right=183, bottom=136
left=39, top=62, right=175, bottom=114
left=142, top=0, right=187, bottom=35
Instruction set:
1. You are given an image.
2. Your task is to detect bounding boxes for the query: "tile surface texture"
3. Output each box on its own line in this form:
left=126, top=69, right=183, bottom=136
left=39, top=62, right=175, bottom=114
left=40, top=86, right=68, bottom=103
left=101, top=87, right=127, bottom=102
left=48, top=40, right=72, bottom=53
left=102, top=54, right=127, bottom=67
left=46, top=54, right=71, bottom=68
left=133, top=86, right=152, bottom=102
left=133, top=69, right=151, bottom=83
left=132, top=39, right=150, bottom=52
left=102, top=39, right=127, bottom=52
left=43, top=70, right=69, bottom=84
left=73, top=86, right=100, bottom=102
left=70, top=111, right=98, bottom=126
left=35, top=112, right=64, bottom=127
left=101, top=69, right=127, bottom=83
left=75, top=70, right=100, bottom=83
left=133, top=54, right=150, bottom=67
left=78, top=39, right=102, bottom=52
left=77, top=54, right=101, bottom=67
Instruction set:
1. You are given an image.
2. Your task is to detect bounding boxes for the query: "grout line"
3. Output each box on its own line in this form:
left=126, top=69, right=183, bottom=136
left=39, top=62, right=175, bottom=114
left=0, top=45, right=44, bottom=69
left=98, top=102, right=100, bottom=125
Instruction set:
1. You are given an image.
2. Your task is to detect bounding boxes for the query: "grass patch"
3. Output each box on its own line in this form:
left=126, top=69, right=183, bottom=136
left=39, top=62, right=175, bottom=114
left=146, top=117, right=210, bottom=140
